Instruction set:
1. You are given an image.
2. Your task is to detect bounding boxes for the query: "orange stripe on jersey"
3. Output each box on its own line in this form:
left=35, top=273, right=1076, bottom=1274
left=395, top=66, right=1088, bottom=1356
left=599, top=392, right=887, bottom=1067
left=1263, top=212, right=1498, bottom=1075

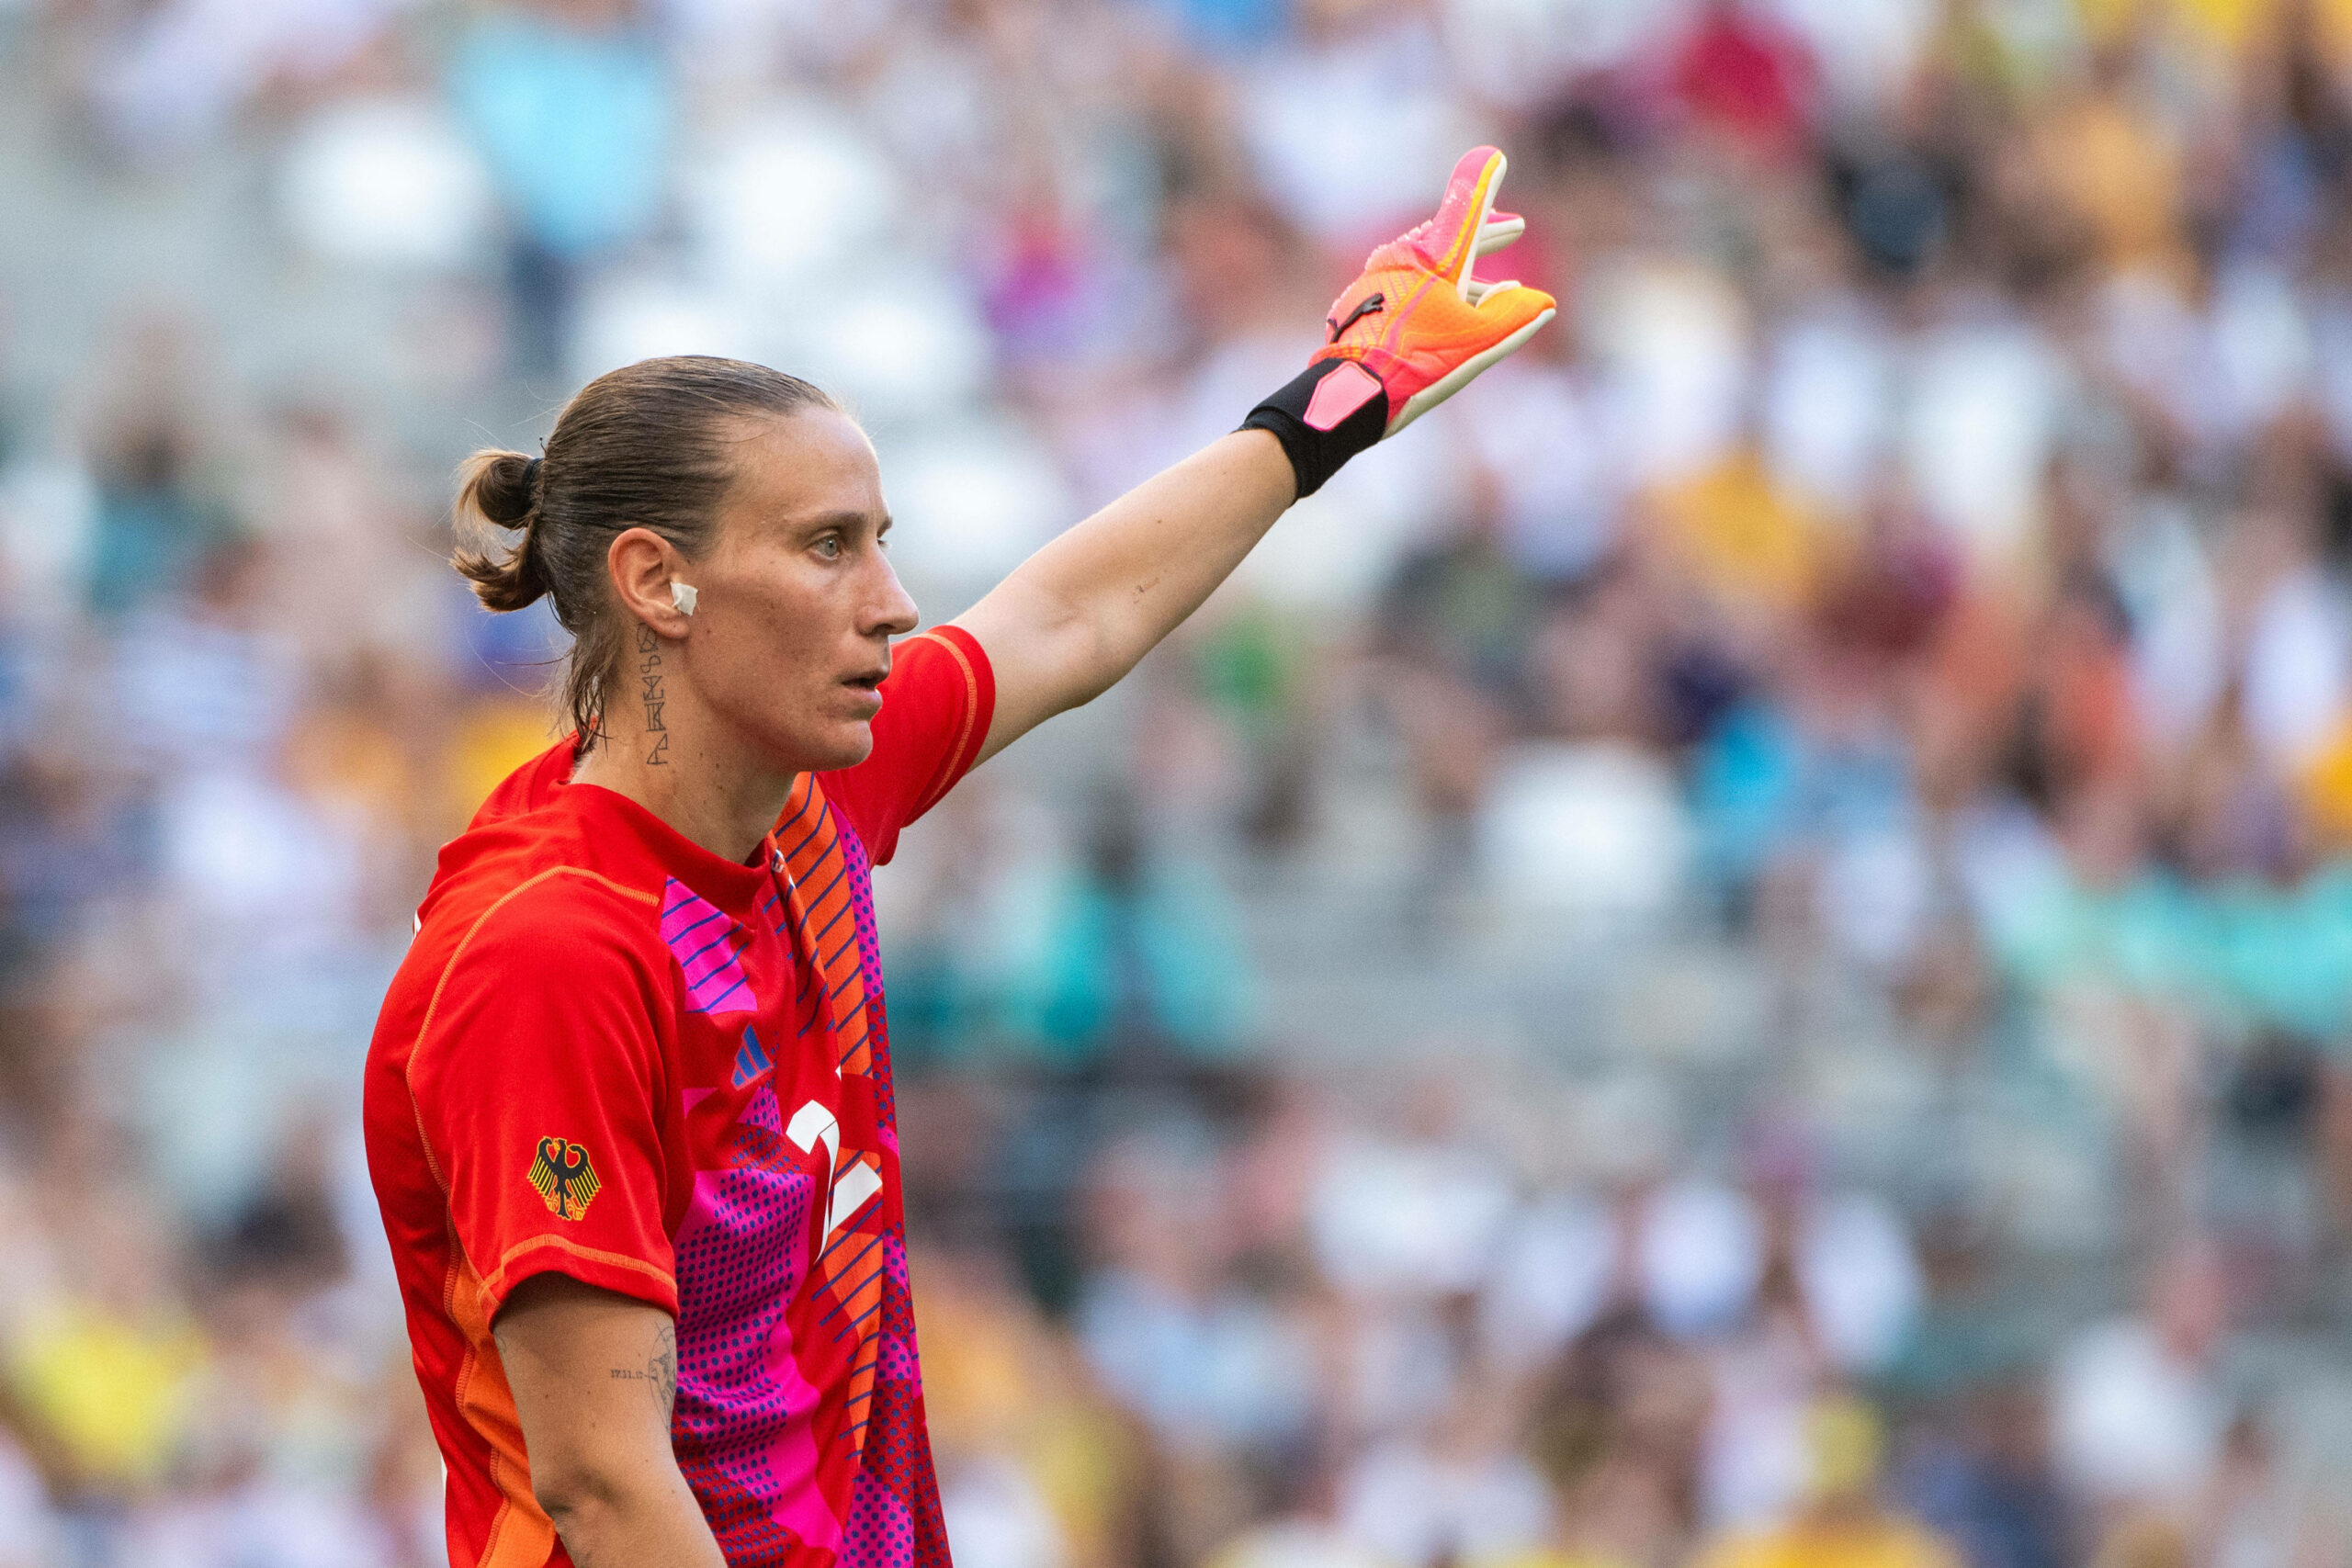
left=778, top=776, right=876, bottom=1080
left=802, top=883, right=853, bottom=943
left=444, top=1226, right=559, bottom=1568
left=480, top=1233, right=677, bottom=1307
left=775, top=775, right=891, bottom=1467
left=815, top=1152, right=888, bottom=1440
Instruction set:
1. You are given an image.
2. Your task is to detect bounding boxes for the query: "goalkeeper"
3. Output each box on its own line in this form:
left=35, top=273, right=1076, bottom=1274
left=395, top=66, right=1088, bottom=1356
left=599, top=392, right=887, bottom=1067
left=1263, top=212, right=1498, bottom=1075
left=364, top=149, right=1552, bottom=1568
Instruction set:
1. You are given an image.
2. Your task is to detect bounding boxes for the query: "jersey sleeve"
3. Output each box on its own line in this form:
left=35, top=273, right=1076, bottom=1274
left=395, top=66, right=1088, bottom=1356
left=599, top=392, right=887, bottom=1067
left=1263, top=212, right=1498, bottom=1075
left=821, top=623, right=995, bottom=864
left=406, top=878, right=681, bottom=1320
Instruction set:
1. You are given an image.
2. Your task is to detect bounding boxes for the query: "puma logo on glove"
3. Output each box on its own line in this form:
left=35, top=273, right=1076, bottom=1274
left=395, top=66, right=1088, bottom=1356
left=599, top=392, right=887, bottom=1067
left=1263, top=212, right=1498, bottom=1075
left=1328, top=292, right=1387, bottom=342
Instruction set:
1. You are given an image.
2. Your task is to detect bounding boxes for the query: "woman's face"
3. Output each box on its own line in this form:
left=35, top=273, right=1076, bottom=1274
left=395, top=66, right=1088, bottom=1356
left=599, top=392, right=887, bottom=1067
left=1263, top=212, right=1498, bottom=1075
left=675, top=408, right=920, bottom=774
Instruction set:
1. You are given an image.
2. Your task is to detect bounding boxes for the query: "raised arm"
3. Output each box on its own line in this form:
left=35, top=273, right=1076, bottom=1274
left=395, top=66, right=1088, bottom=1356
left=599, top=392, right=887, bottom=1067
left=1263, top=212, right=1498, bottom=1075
left=494, top=1275, right=728, bottom=1568
left=953, top=146, right=1555, bottom=763
left=954, top=430, right=1292, bottom=763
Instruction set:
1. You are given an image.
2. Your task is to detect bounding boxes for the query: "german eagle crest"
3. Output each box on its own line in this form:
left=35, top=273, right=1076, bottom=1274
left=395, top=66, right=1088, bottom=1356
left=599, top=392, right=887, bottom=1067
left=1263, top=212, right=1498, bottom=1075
left=527, top=1136, right=601, bottom=1221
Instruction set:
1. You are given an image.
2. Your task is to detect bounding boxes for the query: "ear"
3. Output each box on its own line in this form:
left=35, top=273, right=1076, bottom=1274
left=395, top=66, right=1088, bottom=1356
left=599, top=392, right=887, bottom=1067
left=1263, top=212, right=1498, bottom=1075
left=608, top=527, right=693, bottom=640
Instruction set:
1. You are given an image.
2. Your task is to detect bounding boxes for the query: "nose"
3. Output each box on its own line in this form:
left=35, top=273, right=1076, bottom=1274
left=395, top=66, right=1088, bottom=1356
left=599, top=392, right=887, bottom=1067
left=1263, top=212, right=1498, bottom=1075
left=864, top=547, right=920, bottom=640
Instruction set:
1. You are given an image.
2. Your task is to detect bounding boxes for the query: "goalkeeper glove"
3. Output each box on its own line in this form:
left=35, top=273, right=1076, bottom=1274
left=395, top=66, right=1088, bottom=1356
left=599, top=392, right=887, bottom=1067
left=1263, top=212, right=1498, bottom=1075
left=1244, top=146, right=1558, bottom=498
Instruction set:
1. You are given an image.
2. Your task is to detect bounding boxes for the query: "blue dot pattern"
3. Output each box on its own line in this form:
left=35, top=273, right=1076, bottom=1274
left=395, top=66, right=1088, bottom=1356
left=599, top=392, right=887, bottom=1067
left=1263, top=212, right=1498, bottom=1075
left=673, top=1081, right=819, bottom=1564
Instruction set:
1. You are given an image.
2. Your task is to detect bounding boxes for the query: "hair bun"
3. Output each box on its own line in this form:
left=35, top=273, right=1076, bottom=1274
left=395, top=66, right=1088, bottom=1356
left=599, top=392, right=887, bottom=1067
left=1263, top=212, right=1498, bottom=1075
left=469, top=449, right=540, bottom=528
left=451, top=447, right=550, bottom=611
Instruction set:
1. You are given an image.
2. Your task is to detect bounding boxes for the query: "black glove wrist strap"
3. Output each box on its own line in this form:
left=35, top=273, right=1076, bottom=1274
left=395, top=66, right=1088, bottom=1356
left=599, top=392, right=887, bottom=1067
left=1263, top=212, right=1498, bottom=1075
left=1240, top=358, right=1390, bottom=500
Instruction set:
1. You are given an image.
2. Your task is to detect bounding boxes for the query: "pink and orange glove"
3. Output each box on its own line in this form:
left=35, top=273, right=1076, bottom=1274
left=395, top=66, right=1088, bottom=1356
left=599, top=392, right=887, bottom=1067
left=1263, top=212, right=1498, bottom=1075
left=1243, top=146, right=1557, bottom=497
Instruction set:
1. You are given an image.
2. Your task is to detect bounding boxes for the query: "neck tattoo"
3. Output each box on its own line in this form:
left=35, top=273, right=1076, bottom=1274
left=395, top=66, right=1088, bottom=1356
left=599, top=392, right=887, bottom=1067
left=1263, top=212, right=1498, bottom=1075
left=637, top=624, right=670, bottom=766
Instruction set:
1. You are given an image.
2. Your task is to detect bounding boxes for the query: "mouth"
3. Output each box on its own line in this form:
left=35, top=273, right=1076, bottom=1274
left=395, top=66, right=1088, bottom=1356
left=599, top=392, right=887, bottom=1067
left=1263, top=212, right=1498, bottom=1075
left=841, top=667, right=888, bottom=703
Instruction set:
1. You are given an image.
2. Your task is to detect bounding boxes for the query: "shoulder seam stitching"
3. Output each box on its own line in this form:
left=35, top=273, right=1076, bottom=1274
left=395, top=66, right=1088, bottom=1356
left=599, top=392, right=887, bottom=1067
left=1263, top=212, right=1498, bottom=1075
left=403, top=864, right=662, bottom=1200
left=479, top=1234, right=679, bottom=1304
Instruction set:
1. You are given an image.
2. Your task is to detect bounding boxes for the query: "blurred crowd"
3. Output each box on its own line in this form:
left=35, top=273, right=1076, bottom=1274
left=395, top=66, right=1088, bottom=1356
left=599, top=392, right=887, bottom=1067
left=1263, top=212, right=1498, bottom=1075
left=4, top=0, right=2352, bottom=1564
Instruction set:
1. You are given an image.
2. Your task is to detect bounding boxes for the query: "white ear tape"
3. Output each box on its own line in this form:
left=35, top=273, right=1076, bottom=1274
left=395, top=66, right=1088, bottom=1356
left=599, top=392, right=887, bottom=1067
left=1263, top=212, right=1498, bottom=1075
left=671, top=581, right=698, bottom=615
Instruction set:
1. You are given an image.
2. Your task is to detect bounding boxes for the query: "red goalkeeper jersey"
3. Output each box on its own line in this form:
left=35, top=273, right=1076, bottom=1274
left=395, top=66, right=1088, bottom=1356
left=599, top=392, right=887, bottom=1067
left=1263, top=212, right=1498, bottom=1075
left=364, top=626, right=991, bottom=1568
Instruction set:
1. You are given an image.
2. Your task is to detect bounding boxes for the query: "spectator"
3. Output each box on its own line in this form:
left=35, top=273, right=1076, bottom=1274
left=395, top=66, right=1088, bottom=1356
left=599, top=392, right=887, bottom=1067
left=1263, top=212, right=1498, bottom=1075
left=447, top=0, right=674, bottom=376
left=2050, top=1238, right=2232, bottom=1529
left=1690, top=1398, right=1964, bottom=1568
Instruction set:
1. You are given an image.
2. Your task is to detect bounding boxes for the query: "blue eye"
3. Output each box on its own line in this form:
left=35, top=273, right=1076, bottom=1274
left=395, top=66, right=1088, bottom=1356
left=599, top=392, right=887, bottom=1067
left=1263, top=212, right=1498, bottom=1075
left=815, top=536, right=842, bottom=560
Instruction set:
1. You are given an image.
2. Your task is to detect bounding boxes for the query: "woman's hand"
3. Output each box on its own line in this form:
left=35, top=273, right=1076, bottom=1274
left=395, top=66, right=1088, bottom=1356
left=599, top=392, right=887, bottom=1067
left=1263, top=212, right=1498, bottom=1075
left=954, top=148, right=1555, bottom=763
left=1242, top=146, right=1557, bottom=493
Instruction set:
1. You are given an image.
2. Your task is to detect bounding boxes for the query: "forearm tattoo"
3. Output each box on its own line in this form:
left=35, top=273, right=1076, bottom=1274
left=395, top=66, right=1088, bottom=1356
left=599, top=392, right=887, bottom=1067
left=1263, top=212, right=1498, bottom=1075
left=609, top=1318, right=677, bottom=1422
left=638, top=624, right=670, bottom=765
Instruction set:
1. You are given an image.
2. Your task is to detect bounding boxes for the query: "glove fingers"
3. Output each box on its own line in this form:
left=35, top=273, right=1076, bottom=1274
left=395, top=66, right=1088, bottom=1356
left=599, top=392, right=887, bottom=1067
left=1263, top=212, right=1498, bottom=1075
left=1389, top=302, right=1556, bottom=436
left=1473, top=282, right=1555, bottom=340
left=1476, top=211, right=1525, bottom=257
left=1425, top=146, right=1508, bottom=295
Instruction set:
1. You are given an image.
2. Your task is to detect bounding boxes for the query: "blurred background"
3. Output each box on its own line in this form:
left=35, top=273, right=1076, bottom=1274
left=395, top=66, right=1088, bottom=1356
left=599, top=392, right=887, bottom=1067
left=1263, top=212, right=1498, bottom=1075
left=6, top=0, right=2352, bottom=1564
